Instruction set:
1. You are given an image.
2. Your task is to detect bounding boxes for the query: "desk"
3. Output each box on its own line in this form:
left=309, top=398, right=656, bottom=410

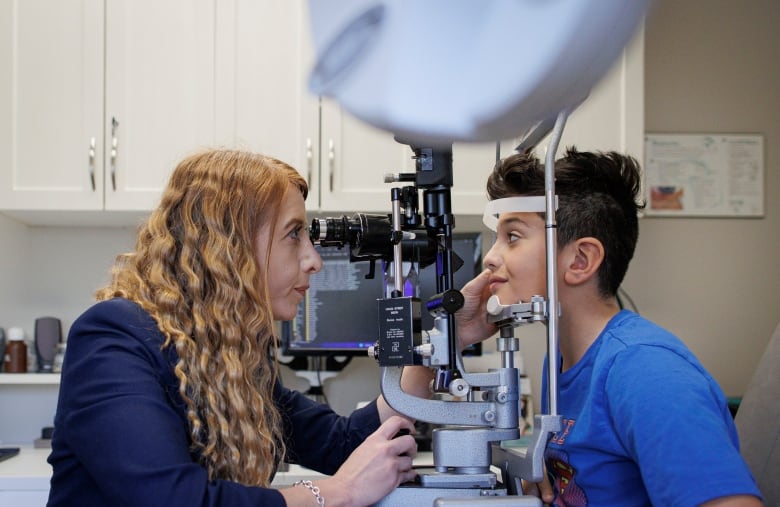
left=0, top=446, right=51, bottom=507
left=0, top=447, right=434, bottom=506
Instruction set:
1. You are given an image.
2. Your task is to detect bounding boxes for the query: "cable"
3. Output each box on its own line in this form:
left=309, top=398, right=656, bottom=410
left=314, top=357, right=331, bottom=406
left=617, top=286, right=639, bottom=314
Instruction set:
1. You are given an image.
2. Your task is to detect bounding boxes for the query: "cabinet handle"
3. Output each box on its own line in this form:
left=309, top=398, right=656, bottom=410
left=88, top=137, right=96, bottom=191
left=328, top=139, right=335, bottom=192
left=110, top=117, right=119, bottom=191
left=305, top=138, right=313, bottom=186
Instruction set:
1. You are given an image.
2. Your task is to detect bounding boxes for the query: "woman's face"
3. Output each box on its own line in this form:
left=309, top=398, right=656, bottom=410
left=483, top=212, right=548, bottom=305
left=256, top=185, right=322, bottom=321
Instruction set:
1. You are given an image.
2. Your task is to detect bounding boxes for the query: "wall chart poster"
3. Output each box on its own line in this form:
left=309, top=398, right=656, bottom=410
left=644, top=134, right=764, bottom=217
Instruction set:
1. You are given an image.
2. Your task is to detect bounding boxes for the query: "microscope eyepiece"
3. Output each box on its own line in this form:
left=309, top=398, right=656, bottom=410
left=311, top=213, right=442, bottom=268
left=310, top=214, right=395, bottom=258
left=310, top=216, right=352, bottom=247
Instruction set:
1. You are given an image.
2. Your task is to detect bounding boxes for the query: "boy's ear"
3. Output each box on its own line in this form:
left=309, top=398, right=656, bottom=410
left=562, top=237, right=605, bottom=286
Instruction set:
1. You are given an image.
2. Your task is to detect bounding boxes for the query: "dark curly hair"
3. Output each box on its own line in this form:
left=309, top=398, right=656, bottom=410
left=486, top=147, right=645, bottom=297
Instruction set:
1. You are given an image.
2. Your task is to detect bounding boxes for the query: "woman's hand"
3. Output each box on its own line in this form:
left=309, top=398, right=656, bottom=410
left=313, top=416, right=417, bottom=506
left=455, top=268, right=497, bottom=348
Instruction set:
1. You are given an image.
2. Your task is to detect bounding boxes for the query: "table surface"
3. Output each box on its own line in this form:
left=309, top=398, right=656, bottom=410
left=0, top=446, right=51, bottom=490
left=0, top=446, right=437, bottom=491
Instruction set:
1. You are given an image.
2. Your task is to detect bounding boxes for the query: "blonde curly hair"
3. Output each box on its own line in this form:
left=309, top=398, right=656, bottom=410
left=96, top=149, right=307, bottom=486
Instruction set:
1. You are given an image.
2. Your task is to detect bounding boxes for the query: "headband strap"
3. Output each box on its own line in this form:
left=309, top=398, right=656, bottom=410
left=482, top=196, right=558, bottom=231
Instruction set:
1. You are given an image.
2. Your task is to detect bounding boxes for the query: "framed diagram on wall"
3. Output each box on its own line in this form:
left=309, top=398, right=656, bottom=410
left=644, top=134, right=764, bottom=217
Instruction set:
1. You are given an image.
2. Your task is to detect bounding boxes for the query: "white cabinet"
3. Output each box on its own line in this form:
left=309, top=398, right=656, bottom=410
left=318, top=105, right=520, bottom=214
left=103, top=0, right=218, bottom=211
left=220, top=0, right=321, bottom=211
left=228, top=1, right=525, bottom=215
left=317, top=98, right=415, bottom=212
left=0, top=0, right=104, bottom=212
left=0, top=0, right=218, bottom=219
left=538, top=27, right=645, bottom=164
left=1, top=2, right=643, bottom=223
left=316, top=27, right=644, bottom=216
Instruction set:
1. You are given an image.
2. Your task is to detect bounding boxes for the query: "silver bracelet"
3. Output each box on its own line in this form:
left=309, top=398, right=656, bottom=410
left=293, top=479, right=325, bottom=506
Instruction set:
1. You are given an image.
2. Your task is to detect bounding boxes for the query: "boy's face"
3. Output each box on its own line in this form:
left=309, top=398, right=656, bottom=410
left=483, top=211, right=548, bottom=305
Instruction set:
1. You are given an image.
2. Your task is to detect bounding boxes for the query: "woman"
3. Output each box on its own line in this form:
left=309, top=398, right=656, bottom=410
left=47, top=149, right=435, bottom=506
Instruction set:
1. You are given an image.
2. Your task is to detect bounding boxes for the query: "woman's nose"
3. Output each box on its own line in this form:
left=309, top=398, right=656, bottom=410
left=304, top=242, right=323, bottom=274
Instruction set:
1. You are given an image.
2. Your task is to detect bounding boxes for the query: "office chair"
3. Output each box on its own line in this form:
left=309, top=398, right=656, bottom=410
left=734, top=322, right=780, bottom=505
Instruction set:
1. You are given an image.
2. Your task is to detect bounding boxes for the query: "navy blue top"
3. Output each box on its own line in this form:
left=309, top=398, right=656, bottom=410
left=47, top=298, right=380, bottom=507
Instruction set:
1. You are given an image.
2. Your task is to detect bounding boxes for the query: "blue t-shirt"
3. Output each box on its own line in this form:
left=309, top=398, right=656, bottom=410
left=541, top=310, right=761, bottom=506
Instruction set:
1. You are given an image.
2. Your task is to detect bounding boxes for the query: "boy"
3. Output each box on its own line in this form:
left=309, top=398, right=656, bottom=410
left=458, top=148, right=762, bottom=506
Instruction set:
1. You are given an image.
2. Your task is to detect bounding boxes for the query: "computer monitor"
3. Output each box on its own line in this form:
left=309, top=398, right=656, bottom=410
left=280, top=232, right=483, bottom=357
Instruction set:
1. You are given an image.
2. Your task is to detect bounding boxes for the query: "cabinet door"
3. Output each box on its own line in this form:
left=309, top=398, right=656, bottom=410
left=319, top=101, right=517, bottom=215
left=319, top=98, right=416, bottom=212
left=451, top=140, right=520, bottom=215
left=104, top=0, right=217, bottom=211
left=319, top=104, right=519, bottom=216
left=0, top=0, right=104, bottom=211
left=226, top=0, right=320, bottom=211
left=536, top=28, right=645, bottom=164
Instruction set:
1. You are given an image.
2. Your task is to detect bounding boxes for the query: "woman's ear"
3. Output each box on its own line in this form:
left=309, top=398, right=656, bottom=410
left=562, top=237, right=605, bottom=286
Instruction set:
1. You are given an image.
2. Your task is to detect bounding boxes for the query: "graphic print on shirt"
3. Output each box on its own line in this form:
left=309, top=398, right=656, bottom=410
left=550, top=417, right=575, bottom=445
left=546, top=448, right=588, bottom=507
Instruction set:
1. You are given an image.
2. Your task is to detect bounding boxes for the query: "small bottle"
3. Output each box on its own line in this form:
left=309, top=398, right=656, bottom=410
left=4, top=327, right=28, bottom=373
left=27, top=337, right=37, bottom=372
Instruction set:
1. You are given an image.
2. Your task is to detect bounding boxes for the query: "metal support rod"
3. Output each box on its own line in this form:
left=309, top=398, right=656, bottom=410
left=503, top=350, right=514, bottom=369
left=544, top=110, right=569, bottom=417
left=499, top=328, right=516, bottom=370
left=391, top=190, right=404, bottom=296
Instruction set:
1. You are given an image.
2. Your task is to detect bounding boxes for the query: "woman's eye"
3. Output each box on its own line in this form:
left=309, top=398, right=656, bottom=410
left=507, top=232, right=521, bottom=244
left=288, top=226, right=302, bottom=241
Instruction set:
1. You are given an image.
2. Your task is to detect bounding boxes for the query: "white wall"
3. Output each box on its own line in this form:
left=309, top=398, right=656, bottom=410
left=0, top=214, right=27, bottom=327
left=0, top=218, right=135, bottom=336
left=624, top=0, right=780, bottom=399
left=0, top=216, right=136, bottom=444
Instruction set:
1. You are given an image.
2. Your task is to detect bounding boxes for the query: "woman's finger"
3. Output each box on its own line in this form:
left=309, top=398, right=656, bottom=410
left=376, top=415, right=415, bottom=440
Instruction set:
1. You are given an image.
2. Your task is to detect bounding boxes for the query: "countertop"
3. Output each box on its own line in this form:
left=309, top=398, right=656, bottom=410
left=0, top=446, right=51, bottom=491
left=0, top=446, right=436, bottom=491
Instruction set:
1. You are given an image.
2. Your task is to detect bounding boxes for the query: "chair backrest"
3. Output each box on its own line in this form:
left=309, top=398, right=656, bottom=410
left=734, top=322, right=780, bottom=505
